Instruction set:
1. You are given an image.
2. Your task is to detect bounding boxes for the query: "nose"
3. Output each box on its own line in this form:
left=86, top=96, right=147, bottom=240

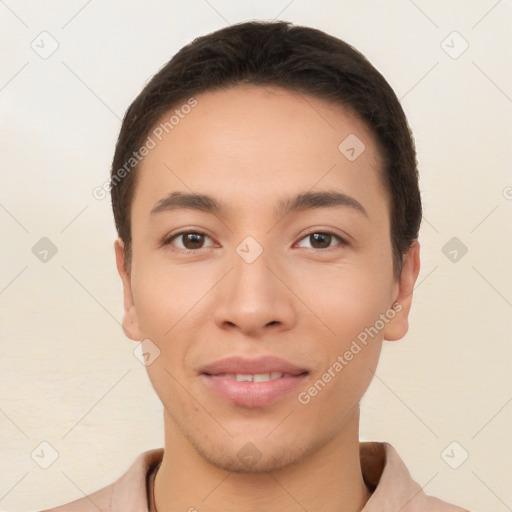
left=213, top=247, right=297, bottom=337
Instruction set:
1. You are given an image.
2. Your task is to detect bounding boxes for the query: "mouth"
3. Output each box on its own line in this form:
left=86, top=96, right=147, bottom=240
left=199, top=356, right=310, bottom=408
left=203, top=371, right=307, bottom=382
left=200, top=354, right=309, bottom=376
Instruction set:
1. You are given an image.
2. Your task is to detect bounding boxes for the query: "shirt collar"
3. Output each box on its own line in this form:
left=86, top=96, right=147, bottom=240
left=111, top=442, right=462, bottom=512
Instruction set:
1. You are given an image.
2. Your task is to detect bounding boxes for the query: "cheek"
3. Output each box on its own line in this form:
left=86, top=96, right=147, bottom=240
left=131, top=258, right=216, bottom=338
left=303, top=260, right=390, bottom=410
left=293, top=259, right=390, bottom=401
left=290, top=259, right=392, bottom=344
left=297, top=306, right=383, bottom=423
left=130, top=263, right=217, bottom=395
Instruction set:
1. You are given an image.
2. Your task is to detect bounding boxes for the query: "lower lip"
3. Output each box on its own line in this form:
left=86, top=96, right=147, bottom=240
left=200, top=374, right=308, bottom=408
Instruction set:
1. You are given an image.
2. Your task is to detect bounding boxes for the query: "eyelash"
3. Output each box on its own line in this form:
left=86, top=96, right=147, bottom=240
left=162, top=230, right=347, bottom=253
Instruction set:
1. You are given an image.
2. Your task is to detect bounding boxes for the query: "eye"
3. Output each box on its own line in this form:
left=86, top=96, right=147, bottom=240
left=296, top=231, right=346, bottom=250
left=164, top=231, right=216, bottom=251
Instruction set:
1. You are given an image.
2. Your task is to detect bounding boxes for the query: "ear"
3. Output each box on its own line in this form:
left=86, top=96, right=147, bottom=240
left=383, top=240, right=421, bottom=341
left=114, top=238, right=142, bottom=341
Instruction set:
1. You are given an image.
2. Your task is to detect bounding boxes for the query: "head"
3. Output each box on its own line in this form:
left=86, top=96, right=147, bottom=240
left=112, top=21, right=421, bottom=472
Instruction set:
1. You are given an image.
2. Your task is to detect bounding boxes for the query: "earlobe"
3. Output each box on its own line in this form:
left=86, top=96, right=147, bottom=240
left=114, top=238, right=142, bottom=341
left=383, top=240, right=421, bottom=342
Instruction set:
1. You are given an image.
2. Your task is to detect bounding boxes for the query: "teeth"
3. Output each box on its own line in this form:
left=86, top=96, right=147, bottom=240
left=236, top=374, right=253, bottom=382
left=253, top=373, right=271, bottom=382
left=223, top=372, right=285, bottom=382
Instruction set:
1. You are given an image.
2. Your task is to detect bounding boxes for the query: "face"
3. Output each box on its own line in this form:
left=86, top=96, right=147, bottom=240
left=115, top=84, right=419, bottom=473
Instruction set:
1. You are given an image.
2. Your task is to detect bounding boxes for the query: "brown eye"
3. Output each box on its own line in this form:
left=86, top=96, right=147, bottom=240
left=309, top=233, right=331, bottom=249
left=296, top=231, right=345, bottom=250
left=182, top=233, right=205, bottom=249
left=165, top=231, right=215, bottom=251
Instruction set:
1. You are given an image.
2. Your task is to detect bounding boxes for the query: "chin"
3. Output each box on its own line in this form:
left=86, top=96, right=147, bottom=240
left=186, top=426, right=321, bottom=474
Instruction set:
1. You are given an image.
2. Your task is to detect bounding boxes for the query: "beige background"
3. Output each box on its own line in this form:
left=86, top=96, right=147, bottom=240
left=1, top=1, right=511, bottom=511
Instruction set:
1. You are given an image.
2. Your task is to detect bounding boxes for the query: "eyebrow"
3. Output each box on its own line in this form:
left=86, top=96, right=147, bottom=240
left=150, top=190, right=368, bottom=218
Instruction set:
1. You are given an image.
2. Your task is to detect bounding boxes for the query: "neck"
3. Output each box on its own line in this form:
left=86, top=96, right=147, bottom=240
left=154, top=409, right=370, bottom=512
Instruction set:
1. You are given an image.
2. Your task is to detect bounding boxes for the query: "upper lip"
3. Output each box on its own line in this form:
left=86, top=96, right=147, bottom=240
left=200, top=356, right=309, bottom=376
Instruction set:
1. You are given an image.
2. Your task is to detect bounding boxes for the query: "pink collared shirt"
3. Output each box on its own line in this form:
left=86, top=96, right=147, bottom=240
left=40, top=442, right=469, bottom=511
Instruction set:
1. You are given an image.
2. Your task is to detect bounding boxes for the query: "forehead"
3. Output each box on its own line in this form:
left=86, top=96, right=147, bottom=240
left=132, top=84, right=389, bottom=225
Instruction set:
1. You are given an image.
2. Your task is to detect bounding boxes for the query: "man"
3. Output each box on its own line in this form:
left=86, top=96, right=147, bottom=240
left=42, top=20, right=468, bottom=512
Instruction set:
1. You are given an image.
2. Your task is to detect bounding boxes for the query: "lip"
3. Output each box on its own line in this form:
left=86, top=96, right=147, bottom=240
left=201, top=373, right=308, bottom=408
left=200, top=355, right=309, bottom=376
left=199, top=355, right=309, bottom=408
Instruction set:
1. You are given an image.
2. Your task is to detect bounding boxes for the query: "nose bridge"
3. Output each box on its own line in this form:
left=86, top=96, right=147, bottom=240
left=213, top=241, right=295, bottom=334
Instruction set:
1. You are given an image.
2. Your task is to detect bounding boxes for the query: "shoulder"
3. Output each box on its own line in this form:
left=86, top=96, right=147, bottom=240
left=361, top=442, right=470, bottom=512
left=38, top=483, right=114, bottom=512
left=37, top=449, right=164, bottom=512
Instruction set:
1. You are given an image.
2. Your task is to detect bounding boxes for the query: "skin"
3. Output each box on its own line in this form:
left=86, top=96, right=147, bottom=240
left=114, top=84, right=420, bottom=512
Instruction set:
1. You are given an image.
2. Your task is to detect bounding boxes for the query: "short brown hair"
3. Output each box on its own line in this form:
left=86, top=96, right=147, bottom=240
left=110, top=20, right=422, bottom=278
